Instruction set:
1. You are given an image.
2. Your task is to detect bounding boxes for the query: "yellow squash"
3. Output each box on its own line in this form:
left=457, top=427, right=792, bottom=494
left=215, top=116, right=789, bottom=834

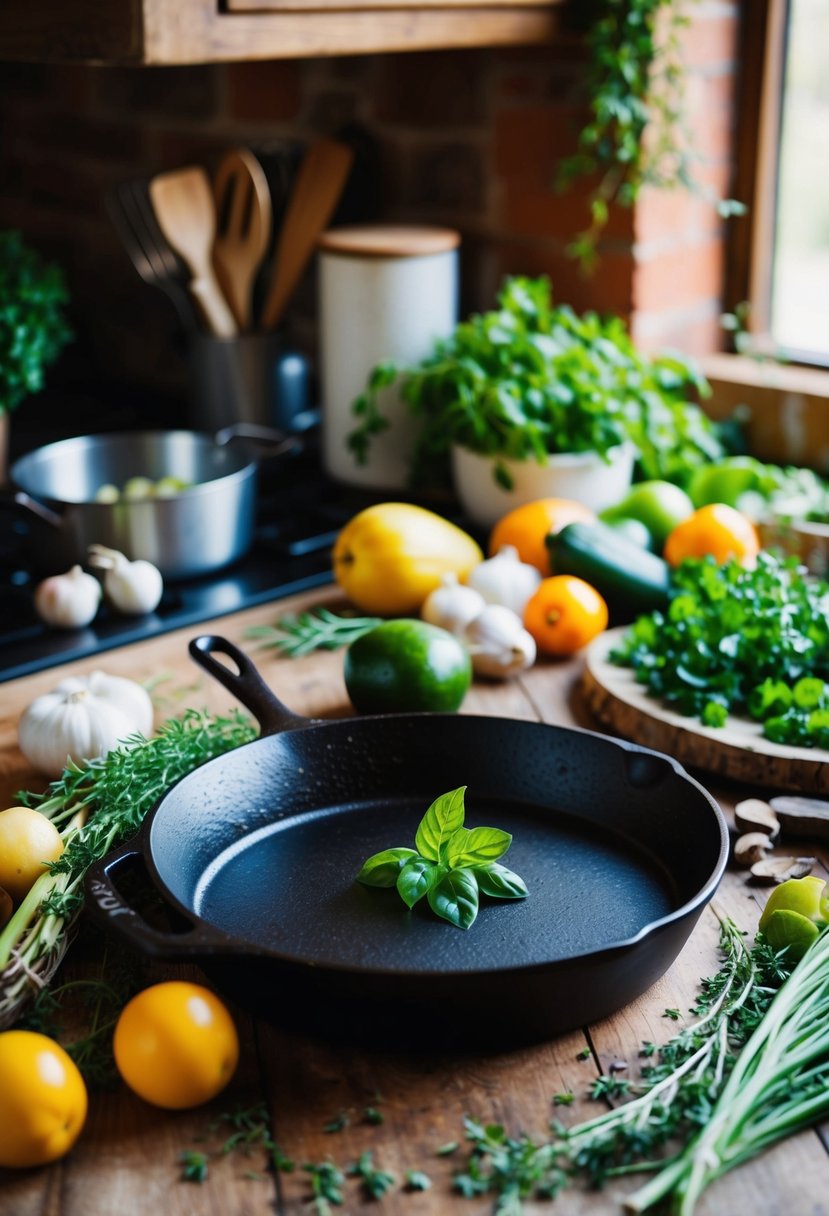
left=333, top=503, right=483, bottom=616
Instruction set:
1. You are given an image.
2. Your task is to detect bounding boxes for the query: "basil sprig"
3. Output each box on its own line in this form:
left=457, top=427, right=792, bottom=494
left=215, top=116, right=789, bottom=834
left=356, top=786, right=528, bottom=930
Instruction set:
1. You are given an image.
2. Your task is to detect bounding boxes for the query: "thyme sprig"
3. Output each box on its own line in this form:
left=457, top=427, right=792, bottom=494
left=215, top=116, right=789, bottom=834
left=245, top=608, right=382, bottom=658
left=0, top=709, right=256, bottom=1026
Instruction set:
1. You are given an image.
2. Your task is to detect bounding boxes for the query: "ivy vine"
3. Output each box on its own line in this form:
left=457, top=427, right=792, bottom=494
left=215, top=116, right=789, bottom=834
left=559, top=0, right=745, bottom=268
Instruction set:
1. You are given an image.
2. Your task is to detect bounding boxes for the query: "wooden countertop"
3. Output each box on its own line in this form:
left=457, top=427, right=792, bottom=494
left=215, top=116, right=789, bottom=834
left=2, top=584, right=829, bottom=1216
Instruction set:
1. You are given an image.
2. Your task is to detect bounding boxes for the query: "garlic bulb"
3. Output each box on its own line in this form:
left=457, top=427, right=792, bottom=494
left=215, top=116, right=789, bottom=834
left=18, top=671, right=154, bottom=776
left=421, top=573, right=486, bottom=636
left=88, top=545, right=163, bottom=615
left=464, top=604, right=536, bottom=680
left=33, top=565, right=102, bottom=630
left=466, top=546, right=542, bottom=617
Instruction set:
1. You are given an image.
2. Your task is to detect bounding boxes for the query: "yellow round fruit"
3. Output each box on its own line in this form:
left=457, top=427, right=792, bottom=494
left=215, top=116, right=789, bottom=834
left=113, top=981, right=239, bottom=1110
left=332, top=502, right=483, bottom=616
left=0, top=807, right=64, bottom=903
left=0, top=1030, right=88, bottom=1168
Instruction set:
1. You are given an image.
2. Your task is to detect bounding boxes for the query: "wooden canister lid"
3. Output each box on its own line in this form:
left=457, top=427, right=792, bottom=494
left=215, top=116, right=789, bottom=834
left=317, top=224, right=460, bottom=258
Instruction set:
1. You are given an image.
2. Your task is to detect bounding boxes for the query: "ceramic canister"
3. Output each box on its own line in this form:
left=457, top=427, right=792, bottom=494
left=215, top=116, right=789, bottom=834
left=318, top=224, right=460, bottom=489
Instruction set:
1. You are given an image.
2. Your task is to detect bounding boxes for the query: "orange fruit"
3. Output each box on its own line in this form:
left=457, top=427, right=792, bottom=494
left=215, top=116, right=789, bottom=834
left=663, top=503, right=760, bottom=567
left=113, top=982, right=239, bottom=1110
left=489, top=498, right=596, bottom=575
left=523, top=576, right=608, bottom=657
left=0, top=1031, right=88, bottom=1168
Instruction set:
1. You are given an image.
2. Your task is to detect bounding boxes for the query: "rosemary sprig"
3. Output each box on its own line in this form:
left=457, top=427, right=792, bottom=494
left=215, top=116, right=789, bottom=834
left=245, top=608, right=381, bottom=658
left=0, top=709, right=256, bottom=1026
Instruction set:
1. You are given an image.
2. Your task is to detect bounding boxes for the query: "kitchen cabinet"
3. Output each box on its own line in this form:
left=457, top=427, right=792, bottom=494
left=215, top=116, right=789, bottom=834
left=0, top=0, right=565, bottom=65
left=2, top=583, right=829, bottom=1213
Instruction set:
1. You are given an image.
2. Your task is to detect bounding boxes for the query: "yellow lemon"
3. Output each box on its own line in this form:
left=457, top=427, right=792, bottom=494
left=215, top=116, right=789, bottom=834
left=333, top=503, right=483, bottom=616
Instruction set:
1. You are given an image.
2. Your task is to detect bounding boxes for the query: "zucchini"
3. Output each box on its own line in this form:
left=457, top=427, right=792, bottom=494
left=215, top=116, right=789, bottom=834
left=546, top=521, right=671, bottom=621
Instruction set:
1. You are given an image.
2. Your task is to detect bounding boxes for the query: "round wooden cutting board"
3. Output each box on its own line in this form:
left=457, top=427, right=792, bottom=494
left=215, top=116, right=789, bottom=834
left=582, top=627, right=829, bottom=795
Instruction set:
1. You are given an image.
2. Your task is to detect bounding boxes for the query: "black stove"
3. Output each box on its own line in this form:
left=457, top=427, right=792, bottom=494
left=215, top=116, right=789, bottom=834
left=0, top=449, right=376, bottom=683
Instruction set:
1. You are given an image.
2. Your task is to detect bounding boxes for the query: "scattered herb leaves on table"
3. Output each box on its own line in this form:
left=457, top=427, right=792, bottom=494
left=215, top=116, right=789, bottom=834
left=612, top=551, right=829, bottom=747
left=356, top=786, right=528, bottom=929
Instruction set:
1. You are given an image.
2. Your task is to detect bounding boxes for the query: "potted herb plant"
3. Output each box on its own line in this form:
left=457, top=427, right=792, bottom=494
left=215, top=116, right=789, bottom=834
left=349, top=276, right=726, bottom=528
left=0, top=230, right=72, bottom=479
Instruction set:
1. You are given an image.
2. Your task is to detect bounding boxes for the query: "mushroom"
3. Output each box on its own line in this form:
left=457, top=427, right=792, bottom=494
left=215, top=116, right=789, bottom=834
left=749, top=856, right=816, bottom=885
left=769, top=796, right=829, bottom=842
left=734, top=798, right=780, bottom=842
left=733, top=832, right=774, bottom=868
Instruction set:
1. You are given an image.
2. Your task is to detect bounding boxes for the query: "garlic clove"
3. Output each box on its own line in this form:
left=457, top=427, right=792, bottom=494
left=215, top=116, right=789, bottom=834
left=88, top=545, right=163, bottom=616
left=421, top=572, right=487, bottom=636
left=466, top=545, right=542, bottom=618
left=464, top=604, right=537, bottom=679
left=33, top=565, right=102, bottom=630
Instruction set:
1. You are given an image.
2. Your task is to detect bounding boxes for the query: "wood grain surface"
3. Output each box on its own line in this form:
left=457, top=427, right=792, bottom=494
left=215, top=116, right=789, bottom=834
left=1, top=585, right=828, bottom=1215
left=582, top=626, right=829, bottom=796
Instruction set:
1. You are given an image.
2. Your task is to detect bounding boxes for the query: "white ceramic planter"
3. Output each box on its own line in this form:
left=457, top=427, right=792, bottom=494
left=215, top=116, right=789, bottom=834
left=452, top=444, right=636, bottom=530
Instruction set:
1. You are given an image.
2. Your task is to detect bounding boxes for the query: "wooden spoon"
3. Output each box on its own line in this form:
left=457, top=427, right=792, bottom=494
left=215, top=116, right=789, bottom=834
left=260, top=137, right=354, bottom=332
left=148, top=166, right=237, bottom=337
left=212, top=148, right=272, bottom=331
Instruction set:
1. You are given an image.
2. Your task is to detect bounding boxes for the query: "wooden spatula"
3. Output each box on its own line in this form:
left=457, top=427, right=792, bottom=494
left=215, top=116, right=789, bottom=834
left=148, top=165, right=237, bottom=337
left=260, top=138, right=354, bottom=332
left=212, top=148, right=272, bottom=332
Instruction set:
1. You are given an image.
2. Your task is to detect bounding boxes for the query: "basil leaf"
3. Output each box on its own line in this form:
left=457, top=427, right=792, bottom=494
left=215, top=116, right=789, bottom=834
left=396, top=858, right=445, bottom=909
left=415, top=786, right=467, bottom=862
left=445, top=826, right=512, bottom=868
left=473, top=862, right=529, bottom=899
left=356, top=847, right=418, bottom=888
left=427, top=869, right=479, bottom=930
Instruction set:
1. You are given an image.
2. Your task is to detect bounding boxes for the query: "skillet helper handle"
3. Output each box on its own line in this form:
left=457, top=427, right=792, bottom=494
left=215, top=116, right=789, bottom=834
left=85, top=841, right=233, bottom=960
left=214, top=421, right=302, bottom=458
left=189, top=634, right=308, bottom=735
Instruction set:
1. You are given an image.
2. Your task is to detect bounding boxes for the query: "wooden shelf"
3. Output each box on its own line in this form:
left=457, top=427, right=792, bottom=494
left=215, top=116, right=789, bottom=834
left=0, top=0, right=565, bottom=64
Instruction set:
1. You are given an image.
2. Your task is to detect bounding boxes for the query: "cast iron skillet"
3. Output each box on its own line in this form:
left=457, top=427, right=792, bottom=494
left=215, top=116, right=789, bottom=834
left=86, top=636, right=729, bottom=1048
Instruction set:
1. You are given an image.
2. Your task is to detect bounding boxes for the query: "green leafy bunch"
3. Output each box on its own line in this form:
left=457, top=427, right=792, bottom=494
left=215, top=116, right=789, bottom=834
left=356, top=786, right=528, bottom=930
left=613, top=551, right=829, bottom=746
left=0, top=230, right=72, bottom=414
left=558, top=0, right=745, bottom=268
left=349, top=276, right=723, bottom=491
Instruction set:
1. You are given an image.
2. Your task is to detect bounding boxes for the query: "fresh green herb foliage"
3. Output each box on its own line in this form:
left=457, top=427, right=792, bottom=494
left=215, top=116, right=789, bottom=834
left=356, top=786, right=528, bottom=930
left=180, top=1150, right=210, bottom=1183
left=347, top=1151, right=396, bottom=1199
left=324, top=1111, right=350, bottom=1134
left=613, top=552, right=829, bottom=746
left=558, top=1, right=744, bottom=269
left=303, top=1161, right=345, bottom=1213
left=404, top=1169, right=432, bottom=1191
left=363, top=1106, right=384, bottom=1126
left=349, top=277, right=723, bottom=491
left=179, top=1101, right=293, bottom=1183
left=245, top=608, right=382, bottom=658
left=450, top=921, right=786, bottom=1210
left=626, top=925, right=829, bottom=1213
left=0, top=230, right=73, bottom=414
left=0, top=709, right=256, bottom=1025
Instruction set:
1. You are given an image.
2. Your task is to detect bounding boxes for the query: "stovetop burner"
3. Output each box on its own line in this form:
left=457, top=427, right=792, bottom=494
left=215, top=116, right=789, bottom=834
left=0, top=452, right=377, bottom=683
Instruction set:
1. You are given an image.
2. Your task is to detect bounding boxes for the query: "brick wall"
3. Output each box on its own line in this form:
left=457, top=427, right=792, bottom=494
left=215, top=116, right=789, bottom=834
left=0, top=1, right=741, bottom=427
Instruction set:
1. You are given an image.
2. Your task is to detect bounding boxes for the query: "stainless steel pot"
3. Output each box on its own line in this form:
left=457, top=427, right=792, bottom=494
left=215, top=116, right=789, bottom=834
left=9, top=426, right=299, bottom=580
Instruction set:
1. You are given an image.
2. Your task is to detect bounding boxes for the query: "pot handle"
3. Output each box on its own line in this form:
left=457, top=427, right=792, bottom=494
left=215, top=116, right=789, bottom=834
left=189, top=634, right=309, bottom=736
left=0, top=490, right=64, bottom=529
left=213, top=421, right=302, bottom=458
left=85, top=839, right=239, bottom=960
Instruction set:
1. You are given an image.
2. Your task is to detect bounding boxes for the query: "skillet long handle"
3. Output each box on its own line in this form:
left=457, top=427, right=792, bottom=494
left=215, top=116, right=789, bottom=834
left=189, top=634, right=308, bottom=735
left=85, top=841, right=237, bottom=960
